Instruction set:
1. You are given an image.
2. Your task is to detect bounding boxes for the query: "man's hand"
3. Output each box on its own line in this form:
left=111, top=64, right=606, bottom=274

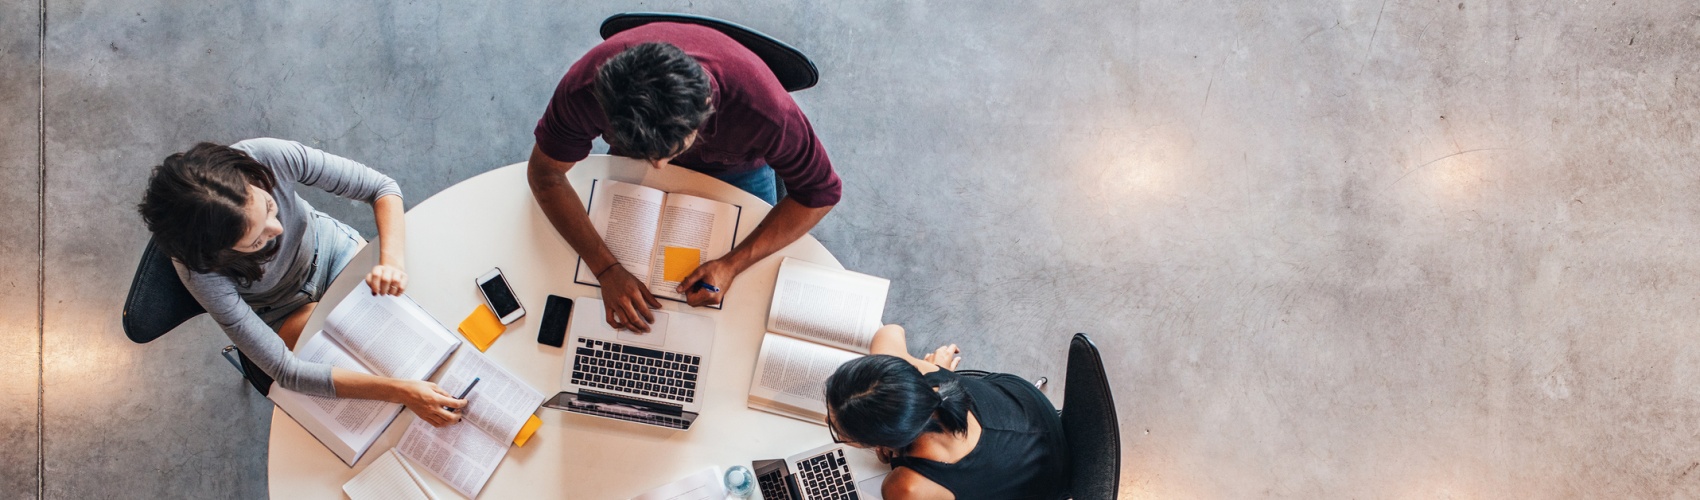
left=675, top=257, right=740, bottom=307
left=600, top=264, right=662, bottom=332
left=365, top=264, right=408, bottom=296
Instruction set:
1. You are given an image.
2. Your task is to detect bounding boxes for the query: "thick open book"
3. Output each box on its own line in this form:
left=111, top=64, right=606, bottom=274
left=396, top=346, right=546, bottom=499
left=747, top=258, right=891, bottom=424
left=573, top=179, right=743, bottom=307
left=269, top=285, right=462, bottom=466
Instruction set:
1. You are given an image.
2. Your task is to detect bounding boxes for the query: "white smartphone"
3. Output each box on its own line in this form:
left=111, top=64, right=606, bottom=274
left=476, top=267, right=525, bottom=325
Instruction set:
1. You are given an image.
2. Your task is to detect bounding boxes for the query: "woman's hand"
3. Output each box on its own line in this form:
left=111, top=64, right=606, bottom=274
left=366, top=264, right=408, bottom=296
left=923, top=344, right=962, bottom=371
left=394, top=379, right=465, bottom=427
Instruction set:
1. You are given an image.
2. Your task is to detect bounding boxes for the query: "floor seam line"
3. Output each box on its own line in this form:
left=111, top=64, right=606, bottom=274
left=36, top=0, right=47, bottom=498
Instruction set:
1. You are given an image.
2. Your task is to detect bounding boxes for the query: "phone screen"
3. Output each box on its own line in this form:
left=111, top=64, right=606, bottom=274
left=480, top=274, right=522, bottom=317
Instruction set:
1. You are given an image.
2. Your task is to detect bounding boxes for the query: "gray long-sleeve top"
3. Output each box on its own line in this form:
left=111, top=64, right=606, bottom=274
left=175, top=138, right=402, bottom=398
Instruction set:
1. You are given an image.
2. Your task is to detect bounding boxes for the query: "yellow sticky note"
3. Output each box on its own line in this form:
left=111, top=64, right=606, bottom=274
left=662, top=246, right=702, bottom=282
left=457, top=304, right=506, bottom=352
left=512, top=414, right=542, bottom=447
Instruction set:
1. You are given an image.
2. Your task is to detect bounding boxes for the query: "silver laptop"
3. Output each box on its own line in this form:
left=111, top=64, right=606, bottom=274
left=753, top=444, right=891, bottom=500
left=542, top=297, right=715, bottom=430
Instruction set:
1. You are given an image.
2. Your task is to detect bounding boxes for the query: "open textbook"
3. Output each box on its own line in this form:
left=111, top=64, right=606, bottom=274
left=748, top=258, right=891, bottom=424
left=573, top=179, right=743, bottom=307
left=396, top=347, right=546, bottom=499
left=269, top=285, right=462, bottom=466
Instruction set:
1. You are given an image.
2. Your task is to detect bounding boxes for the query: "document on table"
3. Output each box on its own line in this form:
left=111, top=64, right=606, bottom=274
left=394, top=347, right=547, bottom=498
left=342, top=449, right=439, bottom=500
left=631, top=467, right=729, bottom=500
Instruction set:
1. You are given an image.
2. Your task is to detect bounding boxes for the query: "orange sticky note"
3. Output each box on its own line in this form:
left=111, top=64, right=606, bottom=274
left=457, top=304, right=506, bottom=352
left=662, top=246, right=702, bottom=282
left=512, top=414, right=542, bottom=447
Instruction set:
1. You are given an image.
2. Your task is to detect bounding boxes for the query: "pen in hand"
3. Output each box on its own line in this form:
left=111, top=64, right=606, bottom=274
left=448, top=377, right=480, bottom=413
left=690, top=280, right=720, bottom=293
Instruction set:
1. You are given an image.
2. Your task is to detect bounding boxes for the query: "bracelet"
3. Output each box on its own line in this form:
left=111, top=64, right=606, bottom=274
left=594, top=262, right=621, bottom=278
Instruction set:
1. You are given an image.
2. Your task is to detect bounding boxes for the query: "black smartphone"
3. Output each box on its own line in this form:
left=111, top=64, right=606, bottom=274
left=538, top=295, right=573, bottom=347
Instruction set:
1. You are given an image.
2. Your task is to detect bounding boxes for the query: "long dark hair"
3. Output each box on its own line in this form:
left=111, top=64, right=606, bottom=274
left=825, top=355, right=973, bottom=450
left=137, top=142, right=280, bottom=285
left=593, top=42, right=714, bottom=161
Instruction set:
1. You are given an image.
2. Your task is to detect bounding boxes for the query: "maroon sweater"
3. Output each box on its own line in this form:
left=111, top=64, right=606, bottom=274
left=534, top=23, right=842, bottom=208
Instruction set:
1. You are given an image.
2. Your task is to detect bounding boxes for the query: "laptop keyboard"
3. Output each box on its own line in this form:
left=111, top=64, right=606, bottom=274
left=757, top=467, right=796, bottom=500
left=571, top=337, right=700, bottom=403
left=797, top=448, right=859, bottom=500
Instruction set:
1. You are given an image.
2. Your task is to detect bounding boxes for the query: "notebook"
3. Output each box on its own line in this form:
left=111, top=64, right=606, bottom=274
left=342, top=449, right=438, bottom=500
left=395, top=346, right=547, bottom=498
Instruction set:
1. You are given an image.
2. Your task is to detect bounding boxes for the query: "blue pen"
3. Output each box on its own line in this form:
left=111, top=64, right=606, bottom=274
left=691, top=281, right=721, bottom=293
left=448, top=377, right=480, bottom=413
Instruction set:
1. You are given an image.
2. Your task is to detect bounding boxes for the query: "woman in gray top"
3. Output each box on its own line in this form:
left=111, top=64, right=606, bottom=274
left=137, top=138, right=464, bottom=427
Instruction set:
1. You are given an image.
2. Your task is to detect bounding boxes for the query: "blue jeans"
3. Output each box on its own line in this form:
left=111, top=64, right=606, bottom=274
left=711, top=165, right=779, bottom=206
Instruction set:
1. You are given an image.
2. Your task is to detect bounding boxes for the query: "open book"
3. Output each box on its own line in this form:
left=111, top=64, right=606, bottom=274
left=269, top=285, right=462, bottom=466
left=573, top=179, right=743, bottom=307
left=396, top=346, right=546, bottom=499
left=747, top=258, right=891, bottom=424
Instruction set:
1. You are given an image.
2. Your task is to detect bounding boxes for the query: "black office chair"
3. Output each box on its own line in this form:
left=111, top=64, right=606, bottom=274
left=123, top=238, right=273, bottom=396
left=600, top=12, right=820, bottom=92
left=1061, top=333, right=1120, bottom=499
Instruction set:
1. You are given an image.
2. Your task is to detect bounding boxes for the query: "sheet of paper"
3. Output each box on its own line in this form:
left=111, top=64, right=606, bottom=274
left=767, top=258, right=890, bottom=353
left=647, top=192, right=740, bottom=301
left=436, top=347, right=547, bottom=442
left=747, top=333, right=861, bottom=423
left=343, top=449, right=438, bottom=500
left=631, top=467, right=729, bottom=500
left=269, top=334, right=402, bottom=464
left=325, top=285, right=460, bottom=380
left=662, top=246, right=702, bottom=282
left=578, top=179, right=666, bottom=286
left=396, top=418, right=506, bottom=499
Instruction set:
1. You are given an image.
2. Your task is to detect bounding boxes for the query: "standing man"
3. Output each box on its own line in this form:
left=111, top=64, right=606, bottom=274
left=528, top=22, right=841, bottom=332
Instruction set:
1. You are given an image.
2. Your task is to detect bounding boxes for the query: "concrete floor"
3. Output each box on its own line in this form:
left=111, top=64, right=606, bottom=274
left=4, top=0, right=1699, bottom=498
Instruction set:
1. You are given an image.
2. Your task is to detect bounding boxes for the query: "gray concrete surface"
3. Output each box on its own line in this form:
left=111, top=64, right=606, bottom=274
left=0, top=1, right=40, bottom=498
left=5, top=0, right=1700, bottom=498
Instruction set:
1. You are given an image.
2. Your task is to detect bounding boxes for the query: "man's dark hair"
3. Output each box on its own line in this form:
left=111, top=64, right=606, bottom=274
left=137, top=143, right=280, bottom=285
left=593, top=42, right=714, bottom=161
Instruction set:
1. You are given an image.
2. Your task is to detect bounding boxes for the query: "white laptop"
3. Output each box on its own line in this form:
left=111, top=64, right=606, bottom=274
left=753, top=444, right=891, bottom=500
left=542, top=297, right=715, bottom=430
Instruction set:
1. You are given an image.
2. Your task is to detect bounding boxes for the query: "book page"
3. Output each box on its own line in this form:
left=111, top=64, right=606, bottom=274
left=324, top=285, right=461, bottom=381
left=434, top=347, right=546, bottom=443
left=632, top=467, right=729, bottom=500
left=647, top=192, right=741, bottom=302
left=767, top=258, right=891, bottom=353
left=270, top=334, right=403, bottom=465
left=575, top=179, right=666, bottom=286
left=747, top=333, right=861, bottom=424
left=342, top=449, right=438, bottom=500
left=395, top=417, right=507, bottom=499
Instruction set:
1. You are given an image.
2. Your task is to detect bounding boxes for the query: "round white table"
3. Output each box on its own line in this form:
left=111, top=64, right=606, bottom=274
left=269, top=155, right=841, bottom=498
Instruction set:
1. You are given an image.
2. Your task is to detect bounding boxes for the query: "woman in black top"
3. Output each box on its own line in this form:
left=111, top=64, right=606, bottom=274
left=824, top=324, right=1070, bottom=500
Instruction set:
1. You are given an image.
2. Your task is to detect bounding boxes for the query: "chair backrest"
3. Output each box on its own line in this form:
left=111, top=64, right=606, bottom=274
left=122, top=238, right=205, bottom=343
left=600, top=12, right=820, bottom=92
left=1062, top=333, right=1120, bottom=499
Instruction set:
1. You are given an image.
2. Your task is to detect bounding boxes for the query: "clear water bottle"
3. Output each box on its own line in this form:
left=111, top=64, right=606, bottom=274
left=724, top=465, right=756, bottom=497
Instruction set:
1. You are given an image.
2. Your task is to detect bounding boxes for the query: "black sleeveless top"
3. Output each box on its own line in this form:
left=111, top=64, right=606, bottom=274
left=888, top=369, right=1070, bottom=500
